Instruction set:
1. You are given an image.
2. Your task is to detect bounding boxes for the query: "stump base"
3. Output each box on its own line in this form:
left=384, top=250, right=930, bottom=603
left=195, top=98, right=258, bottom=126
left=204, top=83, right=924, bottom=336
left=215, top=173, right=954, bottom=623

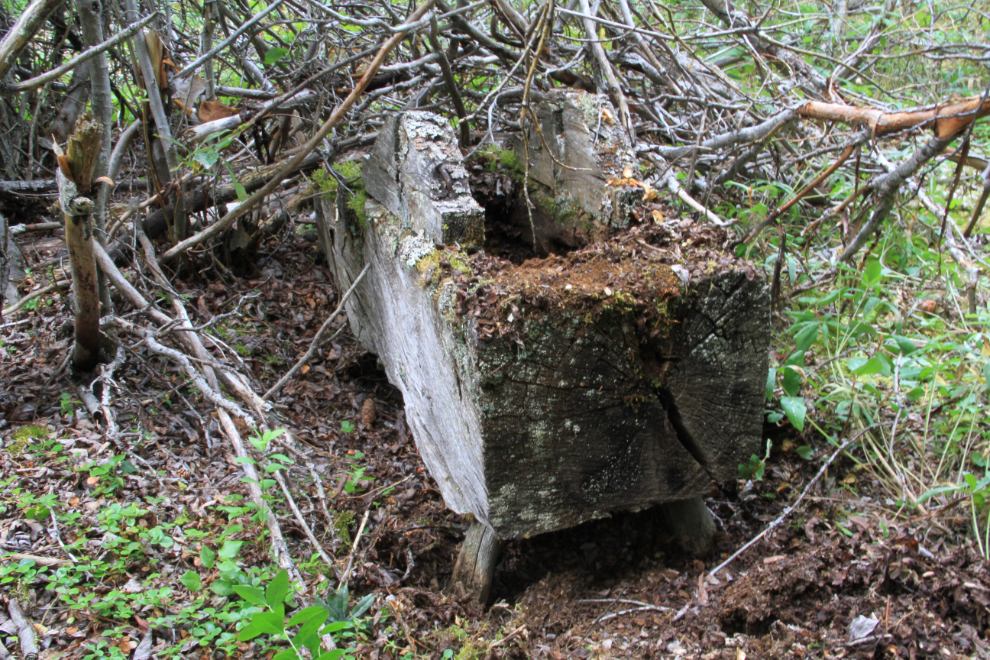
left=658, top=496, right=716, bottom=557
left=449, top=521, right=503, bottom=604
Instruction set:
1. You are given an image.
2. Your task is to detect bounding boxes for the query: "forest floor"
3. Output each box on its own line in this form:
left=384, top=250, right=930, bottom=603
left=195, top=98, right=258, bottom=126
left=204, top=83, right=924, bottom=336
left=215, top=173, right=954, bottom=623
left=1, top=225, right=989, bottom=660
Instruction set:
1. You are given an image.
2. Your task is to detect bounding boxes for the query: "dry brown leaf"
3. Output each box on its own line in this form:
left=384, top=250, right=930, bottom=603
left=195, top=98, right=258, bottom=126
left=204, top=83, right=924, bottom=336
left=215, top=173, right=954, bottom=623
left=198, top=100, right=240, bottom=122
left=601, top=107, right=615, bottom=123
left=919, top=299, right=937, bottom=313
left=652, top=209, right=664, bottom=224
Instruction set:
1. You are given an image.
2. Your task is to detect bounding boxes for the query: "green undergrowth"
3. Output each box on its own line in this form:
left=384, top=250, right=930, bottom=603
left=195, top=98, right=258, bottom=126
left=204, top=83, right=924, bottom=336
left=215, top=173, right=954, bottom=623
left=0, top=429, right=378, bottom=659
left=738, top=163, right=990, bottom=556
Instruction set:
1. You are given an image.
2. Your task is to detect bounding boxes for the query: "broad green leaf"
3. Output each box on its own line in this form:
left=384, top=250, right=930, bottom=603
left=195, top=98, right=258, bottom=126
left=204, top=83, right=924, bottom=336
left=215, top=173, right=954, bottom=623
left=782, top=366, right=802, bottom=397
left=193, top=150, right=220, bottom=169
left=233, top=585, right=267, bottom=608
left=793, top=322, right=819, bottom=352
left=795, top=446, right=814, bottom=460
left=780, top=396, right=806, bottom=432
left=851, top=356, right=884, bottom=376
left=350, top=592, right=375, bottom=619
left=210, top=579, right=236, bottom=596
left=200, top=546, right=216, bottom=569
left=863, top=260, right=881, bottom=285
left=266, top=569, right=290, bottom=607
left=264, top=47, right=289, bottom=64
left=218, top=539, right=244, bottom=560
left=179, top=570, right=202, bottom=592
left=289, top=606, right=328, bottom=626
left=765, top=367, right=777, bottom=401
left=272, top=650, right=299, bottom=660
left=889, top=336, right=918, bottom=355
left=237, top=622, right=264, bottom=641
left=315, top=651, right=346, bottom=660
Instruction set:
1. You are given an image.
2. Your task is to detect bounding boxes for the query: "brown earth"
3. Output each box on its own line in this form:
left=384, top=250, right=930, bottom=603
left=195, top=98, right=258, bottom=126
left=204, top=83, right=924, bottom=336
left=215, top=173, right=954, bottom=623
left=1, top=222, right=988, bottom=660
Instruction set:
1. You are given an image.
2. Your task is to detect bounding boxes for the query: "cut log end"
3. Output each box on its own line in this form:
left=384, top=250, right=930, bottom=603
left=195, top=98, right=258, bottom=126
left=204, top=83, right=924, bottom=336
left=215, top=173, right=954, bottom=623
left=449, top=521, right=503, bottom=604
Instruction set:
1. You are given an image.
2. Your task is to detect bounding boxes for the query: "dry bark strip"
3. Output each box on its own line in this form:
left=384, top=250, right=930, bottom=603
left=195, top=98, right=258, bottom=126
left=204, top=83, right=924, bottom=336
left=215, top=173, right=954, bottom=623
left=799, top=96, right=990, bottom=139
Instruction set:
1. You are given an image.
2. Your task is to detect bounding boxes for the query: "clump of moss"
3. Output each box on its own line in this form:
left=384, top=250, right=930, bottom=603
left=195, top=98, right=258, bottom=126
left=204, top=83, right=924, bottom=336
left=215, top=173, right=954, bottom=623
left=448, top=254, right=471, bottom=273
left=312, top=160, right=368, bottom=229
left=347, top=189, right=368, bottom=229
left=479, top=143, right=520, bottom=173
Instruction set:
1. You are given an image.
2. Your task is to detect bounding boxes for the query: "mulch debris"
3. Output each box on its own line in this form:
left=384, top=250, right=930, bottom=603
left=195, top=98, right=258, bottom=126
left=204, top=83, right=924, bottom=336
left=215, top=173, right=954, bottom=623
left=2, top=226, right=988, bottom=659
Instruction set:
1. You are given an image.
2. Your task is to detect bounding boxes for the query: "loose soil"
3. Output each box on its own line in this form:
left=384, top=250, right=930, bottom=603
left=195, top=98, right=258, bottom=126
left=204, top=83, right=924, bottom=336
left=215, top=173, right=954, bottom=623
left=1, top=223, right=988, bottom=660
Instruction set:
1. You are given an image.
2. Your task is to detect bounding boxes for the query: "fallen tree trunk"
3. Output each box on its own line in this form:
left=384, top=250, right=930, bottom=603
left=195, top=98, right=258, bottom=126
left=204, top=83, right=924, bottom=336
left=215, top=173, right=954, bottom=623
left=318, top=100, right=769, bottom=601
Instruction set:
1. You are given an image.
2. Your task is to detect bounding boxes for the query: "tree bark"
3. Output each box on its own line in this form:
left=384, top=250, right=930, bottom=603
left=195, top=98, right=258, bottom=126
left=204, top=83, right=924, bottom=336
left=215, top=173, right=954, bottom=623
left=57, top=111, right=103, bottom=372
left=77, top=0, right=114, bottom=315
left=0, top=0, right=64, bottom=80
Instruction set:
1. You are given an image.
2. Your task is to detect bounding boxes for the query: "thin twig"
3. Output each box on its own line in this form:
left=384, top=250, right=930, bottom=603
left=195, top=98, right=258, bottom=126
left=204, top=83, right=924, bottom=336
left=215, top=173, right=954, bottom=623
left=263, top=263, right=370, bottom=401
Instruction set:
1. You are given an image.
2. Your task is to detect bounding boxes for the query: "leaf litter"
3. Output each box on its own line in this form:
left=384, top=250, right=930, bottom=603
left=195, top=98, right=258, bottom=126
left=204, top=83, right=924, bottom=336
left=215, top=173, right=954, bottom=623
left=0, top=225, right=988, bottom=660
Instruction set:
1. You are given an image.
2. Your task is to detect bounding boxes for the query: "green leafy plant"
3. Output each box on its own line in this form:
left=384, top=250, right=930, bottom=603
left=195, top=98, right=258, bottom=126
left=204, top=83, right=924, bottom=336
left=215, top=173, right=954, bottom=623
left=234, top=569, right=371, bottom=659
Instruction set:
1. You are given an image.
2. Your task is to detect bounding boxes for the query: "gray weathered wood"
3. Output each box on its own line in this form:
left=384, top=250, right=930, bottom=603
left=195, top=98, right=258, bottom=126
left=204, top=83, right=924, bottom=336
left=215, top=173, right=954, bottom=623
left=450, top=520, right=503, bottom=603
left=318, top=103, right=768, bottom=578
left=658, top=496, right=716, bottom=557
left=511, top=90, right=641, bottom=252
left=363, top=111, right=485, bottom=248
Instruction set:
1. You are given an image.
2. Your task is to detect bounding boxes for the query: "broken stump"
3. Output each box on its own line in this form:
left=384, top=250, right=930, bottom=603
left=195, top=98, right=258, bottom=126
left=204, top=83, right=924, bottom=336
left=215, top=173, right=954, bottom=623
left=318, top=98, right=769, bottom=602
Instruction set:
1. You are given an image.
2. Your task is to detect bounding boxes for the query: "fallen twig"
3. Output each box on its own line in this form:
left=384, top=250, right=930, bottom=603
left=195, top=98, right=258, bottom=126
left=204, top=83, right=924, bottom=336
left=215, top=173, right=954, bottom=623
left=6, top=599, right=38, bottom=660
left=263, top=263, right=370, bottom=401
left=710, top=424, right=879, bottom=579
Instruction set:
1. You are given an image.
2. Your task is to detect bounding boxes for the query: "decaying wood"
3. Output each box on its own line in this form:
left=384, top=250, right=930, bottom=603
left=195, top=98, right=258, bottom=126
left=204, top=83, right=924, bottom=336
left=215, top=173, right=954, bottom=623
left=512, top=90, right=639, bottom=250
left=319, top=103, right=768, bottom=600
left=57, top=111, right=103, bottom=371
left=450, top=520, right=503, bottom=604
left=364, top=110, right=485, bottom=247
left=658, top=496, right=716, bottom=557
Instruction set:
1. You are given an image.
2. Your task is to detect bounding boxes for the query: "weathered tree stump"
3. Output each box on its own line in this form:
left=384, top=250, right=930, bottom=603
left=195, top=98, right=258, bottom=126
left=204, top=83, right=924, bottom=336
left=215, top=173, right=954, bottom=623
left=318, top=95, right=768, bottom=602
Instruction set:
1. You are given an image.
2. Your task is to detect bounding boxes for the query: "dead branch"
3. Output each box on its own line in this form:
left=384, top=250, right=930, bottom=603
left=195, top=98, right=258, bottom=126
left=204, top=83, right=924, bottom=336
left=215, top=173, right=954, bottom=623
left=799, top=97, right=990, bottom=139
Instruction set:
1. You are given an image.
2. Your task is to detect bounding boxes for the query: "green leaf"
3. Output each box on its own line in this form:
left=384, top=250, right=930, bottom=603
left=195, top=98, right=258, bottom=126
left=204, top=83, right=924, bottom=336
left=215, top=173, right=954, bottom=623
left=765, top=367, right=777, bottom=401
left=218, top=540, right=244, bottom=560
left=795, top=446, right=814, bottom=460
left=295, top=612, right=330, bottom=647
left=350, top=592, right=375, bottom=619
left=851, top=356, right=884, bottom=376
left=288, top=606, right=328, bottom=626
left=234, top=456, right=257, bottom=465
left=179, top=570, right=202, bottom=592
left=272, top=650, right=300, bottom=660
left=863, top=260, right=882, bottom=286
left=266, top=569, right=290, bottom=607
left=200, top=546, right=216, bottom=569
left=315, top=651, right=346, bottom=660
left=210, top=579, right=236, bottom=596
left=782, top=366, right=802, bottom=397
left=793, top=322, right=820, bottom=352
left=889, top=335, right=919, bottom=355
left=264, top=47, right=289, bottom=64
left=780, top=397, right=806, bottom=432
left=193, top=150, right=220, bottom=170
left=237, top=622, right=264, bottom=642
left=233, top=585, right=267, bottom=608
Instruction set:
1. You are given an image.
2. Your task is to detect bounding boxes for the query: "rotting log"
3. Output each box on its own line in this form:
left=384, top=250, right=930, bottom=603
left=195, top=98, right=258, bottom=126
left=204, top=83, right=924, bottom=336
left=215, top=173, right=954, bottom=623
left=318, top=99, right=769, bottom=601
